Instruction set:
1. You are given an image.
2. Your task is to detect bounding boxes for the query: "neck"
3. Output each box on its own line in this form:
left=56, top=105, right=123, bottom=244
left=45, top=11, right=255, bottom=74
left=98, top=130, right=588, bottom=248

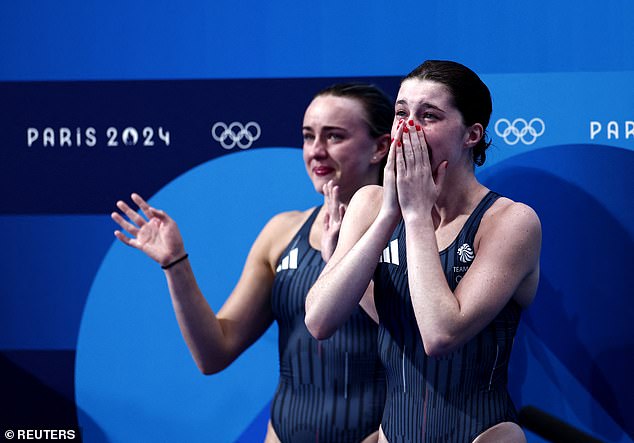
left=433, top=168, right=487, bottom=227
left=340, top=169, right=382, bottom=206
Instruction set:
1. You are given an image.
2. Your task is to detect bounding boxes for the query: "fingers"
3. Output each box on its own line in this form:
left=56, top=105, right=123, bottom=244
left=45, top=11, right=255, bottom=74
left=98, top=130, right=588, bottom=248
left=331, top=185, right=341, bottom=220
left=338, top=203, right=345, bottom=221
left=116, top=199, right=146, bottom=227
left=112, top=193, right=168, bottom=241
left=401, top=120, right=418, bottom=174
left=323, top=181, right=332, bottom=208
left=395, top=120, right=407, bottom=176
left=400, top=120, right=435, bottom=183
left=323, top=210, right=331, bottom=230
left=403, top=119, right=432, bottom=174
left=413, top=122, right=431, bottom=170
left=129, top=193, right=171, bottom=222
left=323, top=180, right=343, bottom=225
left=131, top=193, right=153, bottom=220
left=384, top=135, right=396, bottom=176
left=111, top=211, right=139, bottom=236
left=113, top=229, right=136, bottom=247
left=148, top=206, right=169, bottom=221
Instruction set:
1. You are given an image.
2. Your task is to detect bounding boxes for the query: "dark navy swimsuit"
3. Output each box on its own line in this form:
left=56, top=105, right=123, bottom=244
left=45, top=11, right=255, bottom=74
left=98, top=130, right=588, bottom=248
left=374, top=191, right=521, bottom=443
left=270, top=207, right=386, bottom=442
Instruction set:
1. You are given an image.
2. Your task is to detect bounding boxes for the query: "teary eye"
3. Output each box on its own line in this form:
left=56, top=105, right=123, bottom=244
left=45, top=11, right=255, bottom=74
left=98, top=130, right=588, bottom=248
left=395, top=109, right=408, bottom=118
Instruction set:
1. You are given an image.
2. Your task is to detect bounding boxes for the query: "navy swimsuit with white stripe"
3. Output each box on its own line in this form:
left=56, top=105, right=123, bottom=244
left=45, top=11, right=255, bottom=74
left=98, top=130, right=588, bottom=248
left=374, top=191, right=521, bottom=442
left=270, top=207, right=386, bottom=442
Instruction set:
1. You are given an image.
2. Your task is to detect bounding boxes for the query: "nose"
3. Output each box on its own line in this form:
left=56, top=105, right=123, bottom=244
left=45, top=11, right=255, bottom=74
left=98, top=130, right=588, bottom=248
left=306, top=135, right=328, bottom=158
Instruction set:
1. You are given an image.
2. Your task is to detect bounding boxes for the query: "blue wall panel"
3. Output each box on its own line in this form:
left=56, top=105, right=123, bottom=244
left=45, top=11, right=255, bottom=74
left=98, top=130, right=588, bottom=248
left=1, top=1, right=632, bottom=442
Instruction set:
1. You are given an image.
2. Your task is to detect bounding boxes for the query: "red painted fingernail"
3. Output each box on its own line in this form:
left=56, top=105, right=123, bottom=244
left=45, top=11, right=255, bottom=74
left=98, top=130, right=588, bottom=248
left=391, top=138, right=394, bottom=142
left=397, top=141, right=402, bottom=146
left=409, top=120, right=414, bottom=126
left=403, top=126, right=409, bottom=133
left=415, top=124, right=421, bottom=131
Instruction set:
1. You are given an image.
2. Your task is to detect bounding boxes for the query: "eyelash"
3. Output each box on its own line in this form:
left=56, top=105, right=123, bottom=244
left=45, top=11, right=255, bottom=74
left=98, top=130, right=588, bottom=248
left=395, top=110, right=439, bottom=121
left=303, top=133, right=344, bottom=142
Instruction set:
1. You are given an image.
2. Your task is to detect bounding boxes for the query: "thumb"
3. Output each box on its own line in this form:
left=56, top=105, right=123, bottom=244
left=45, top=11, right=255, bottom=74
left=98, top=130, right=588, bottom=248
left=338, top=203, right=346, bottom=221
left=323, top=211, right=331, bottom=230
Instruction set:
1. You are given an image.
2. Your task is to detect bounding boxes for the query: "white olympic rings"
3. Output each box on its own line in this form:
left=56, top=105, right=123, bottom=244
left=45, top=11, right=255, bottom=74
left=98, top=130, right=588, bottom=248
left=494, top=118, right=545, bottom=145
left=212, top=121, right=261, bottom=150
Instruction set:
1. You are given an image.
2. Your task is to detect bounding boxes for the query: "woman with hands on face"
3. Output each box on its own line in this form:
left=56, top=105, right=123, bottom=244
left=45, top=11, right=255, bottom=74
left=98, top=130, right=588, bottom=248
left=112, top=83, right=393, bottom=443
left=305, top=61, right=542, bottom=443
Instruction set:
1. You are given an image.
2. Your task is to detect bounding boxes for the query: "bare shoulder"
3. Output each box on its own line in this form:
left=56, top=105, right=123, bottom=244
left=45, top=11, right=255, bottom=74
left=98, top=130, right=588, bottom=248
left=331, top=184, right=385, bottom=252
left=266, top=208, right=314, bottom=232
left=480, top=196, right=541, bottom=238
left=261, top=208, right=316, bottom=244
left=347, top=185, right=384, bottom=218
left=257, top=208, right=317, bottom=266
left=476, top=196, right=542, bottom=307
left=352, top=184, right=383, bottom=202
left=474, top=196, right=542, bottom=259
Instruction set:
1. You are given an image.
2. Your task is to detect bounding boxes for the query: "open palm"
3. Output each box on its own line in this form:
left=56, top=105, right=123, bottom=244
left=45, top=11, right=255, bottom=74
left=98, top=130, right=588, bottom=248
left=111, top=193, right=186, bottom=267
left=321, top=180, right=346, bottom=262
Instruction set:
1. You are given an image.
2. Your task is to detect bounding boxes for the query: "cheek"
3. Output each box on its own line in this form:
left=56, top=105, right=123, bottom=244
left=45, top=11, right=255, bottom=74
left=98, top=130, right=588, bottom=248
left=332, top=152, right=353, bottom=168
left=333, top=151, right=363, bottom=176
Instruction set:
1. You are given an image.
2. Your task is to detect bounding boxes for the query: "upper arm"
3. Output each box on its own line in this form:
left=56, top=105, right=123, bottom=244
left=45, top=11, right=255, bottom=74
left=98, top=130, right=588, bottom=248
left=453, top=202, right=541, bottom=340
left=322, top=185, right=383, bottom=274
left=215, top=211, right=303, bottom=358
left=304, top=186, right=383, bottom=337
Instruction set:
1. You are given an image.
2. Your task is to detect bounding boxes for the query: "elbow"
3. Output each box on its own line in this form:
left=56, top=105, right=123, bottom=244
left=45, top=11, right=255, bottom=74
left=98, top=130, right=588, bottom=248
left=305, top=292, right=336, bottom=340
left=305, top=310, right=335, bottom=341
left=422, top=333, right=458, bottom=358
left=199, top=366, right=220, bottom=376
left=196, top=358, right=227, bottom=376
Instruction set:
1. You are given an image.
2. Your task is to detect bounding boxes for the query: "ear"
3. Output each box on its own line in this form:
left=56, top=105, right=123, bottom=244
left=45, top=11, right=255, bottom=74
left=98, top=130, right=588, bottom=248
left=370, top=134, right=391, bottom=164
left=463, top=123, right=484, bottom=149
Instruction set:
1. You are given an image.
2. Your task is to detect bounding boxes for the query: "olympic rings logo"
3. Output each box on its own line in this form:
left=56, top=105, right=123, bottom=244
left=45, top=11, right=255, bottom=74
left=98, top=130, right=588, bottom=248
left=212, top=121, right=261, bottom=150
left=494, top=118, right=545, bottom=145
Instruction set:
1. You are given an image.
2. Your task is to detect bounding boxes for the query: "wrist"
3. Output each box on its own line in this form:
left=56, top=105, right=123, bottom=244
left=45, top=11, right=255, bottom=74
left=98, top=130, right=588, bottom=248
left=374, top=210, right=401, bottom=235
left=402, top=209, right=434, bottom=229
left=161, top=253, right=189, bottom=270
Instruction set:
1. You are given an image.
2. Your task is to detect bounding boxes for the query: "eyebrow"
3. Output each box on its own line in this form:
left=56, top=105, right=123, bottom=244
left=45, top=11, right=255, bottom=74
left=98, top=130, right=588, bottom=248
left=302, top=125, right=347, bottom=132
left=395, top=99, right=445, bottom=113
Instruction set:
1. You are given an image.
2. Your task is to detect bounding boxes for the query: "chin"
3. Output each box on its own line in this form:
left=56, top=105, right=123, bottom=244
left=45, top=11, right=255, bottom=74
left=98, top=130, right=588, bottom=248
left=311, top=176, right=328, bottom=192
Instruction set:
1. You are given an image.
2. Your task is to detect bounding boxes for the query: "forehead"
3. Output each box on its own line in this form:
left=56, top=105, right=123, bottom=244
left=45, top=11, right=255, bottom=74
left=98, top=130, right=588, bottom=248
left=396, top=79, right=453, bottom=108
left=303, top=95, right=366, bottom=127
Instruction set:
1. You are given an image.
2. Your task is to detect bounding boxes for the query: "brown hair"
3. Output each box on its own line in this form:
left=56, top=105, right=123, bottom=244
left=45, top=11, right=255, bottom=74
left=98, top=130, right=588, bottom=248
left=403, top=60, right=492, bottom=166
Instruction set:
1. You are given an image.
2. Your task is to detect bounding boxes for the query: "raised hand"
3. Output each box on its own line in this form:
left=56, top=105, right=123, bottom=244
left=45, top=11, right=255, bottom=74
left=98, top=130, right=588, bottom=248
left=396, top=119, right=448, bottom=220
left=321, top=180, right=346, bottom=262
left=111, top=193, right=186, bottom=267
left=379, top=119, right=405, bottom=223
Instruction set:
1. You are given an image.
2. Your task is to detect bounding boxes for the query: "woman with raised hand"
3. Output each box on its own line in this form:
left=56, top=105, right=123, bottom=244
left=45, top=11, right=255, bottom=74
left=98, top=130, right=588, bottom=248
left=306, top=61, right=542, bottom=443
left=112, top=83, right=392, bottom=443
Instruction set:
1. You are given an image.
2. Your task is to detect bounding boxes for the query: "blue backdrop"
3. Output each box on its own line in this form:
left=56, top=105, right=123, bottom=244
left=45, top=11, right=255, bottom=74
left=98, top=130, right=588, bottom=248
left=1, top=1, right=633, bottom=442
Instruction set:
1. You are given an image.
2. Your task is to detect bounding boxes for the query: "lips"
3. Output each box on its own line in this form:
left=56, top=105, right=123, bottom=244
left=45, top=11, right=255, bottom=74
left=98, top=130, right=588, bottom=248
left=313, top=166, right=335, bottom=176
